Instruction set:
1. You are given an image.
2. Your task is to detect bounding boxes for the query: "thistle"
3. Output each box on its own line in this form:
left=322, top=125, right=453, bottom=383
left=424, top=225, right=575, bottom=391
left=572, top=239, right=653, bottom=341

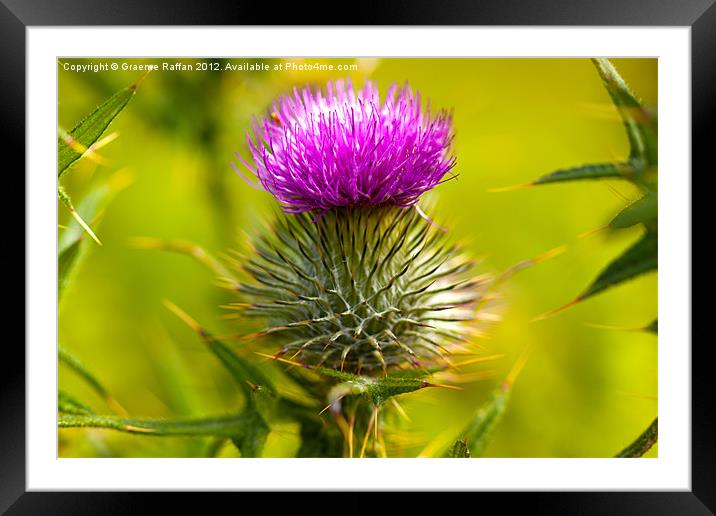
left=233, top=80, right=487, bottom=377
left=57, top=65, right=657, bottom=460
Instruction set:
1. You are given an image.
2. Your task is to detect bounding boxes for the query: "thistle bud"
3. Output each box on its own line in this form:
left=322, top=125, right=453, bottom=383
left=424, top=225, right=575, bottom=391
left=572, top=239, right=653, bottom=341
left=234, top=80, right=489, bottom=376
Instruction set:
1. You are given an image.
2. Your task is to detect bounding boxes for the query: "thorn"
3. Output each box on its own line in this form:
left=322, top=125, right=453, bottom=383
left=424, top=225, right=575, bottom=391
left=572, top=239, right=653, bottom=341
left=359, top=405, right=378, bottom=458
left=89, top=131, right=120, bottom=152
left=163, top=300, right=202, bottom=333
left=532, top=245, right=567, bottom=264
left=416, top=428, right=458, bottom=458
left=218, top=303, right=250, bottom=310
left=448, top=353, right=504, bottom=369
left=531, top=296, right=582, bottom=322
left=122, top=425, right=156, bottom=433
left=414, top=204, right=449, bottom=232
left=374, top=405, right=379, bottom=443
left=253, top=351, right=307, bottom=368
left=606, top=184, right=631, bottom=204
left=68, top=208, right=102, bottom=246
left=578, top=225, right=608, bottom=239
left=576, top=101, right=625, bottom=122
left=615, top=390, right=658, bottom=401
left=584, top=322, right=648, bottom=332
left=348, top=413, right=355, bottom=458
left=130, top=69, right=152, bottom=91
left=58, top=127, right=86, bottom=154
left=503, top=345, right=531, bottom=391
left=496, top=245, right=565, bottom=283
left=487, top=182, right=534, bottom=193
left=390, top=398, right=411, bottom=422
left=441, top=370, right=496, bottom=384
left=423, top=381, right=463, bottom=391
left=475, top=312, right=502, bottom=323
left=106, top=397, right=128, bottom=417
left=78, top=131, right=120, bottom=166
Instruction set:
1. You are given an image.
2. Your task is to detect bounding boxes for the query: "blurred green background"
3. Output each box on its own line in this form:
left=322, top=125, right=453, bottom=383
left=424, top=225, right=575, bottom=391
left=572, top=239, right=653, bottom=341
left=58, top=57, right=657, bottom=458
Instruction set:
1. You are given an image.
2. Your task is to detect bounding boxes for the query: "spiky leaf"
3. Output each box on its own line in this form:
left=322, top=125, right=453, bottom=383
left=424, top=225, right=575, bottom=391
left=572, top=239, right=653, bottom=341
left=229, top=405, right=269, bottom=457
left=58, top=81, right=137, bottom=177
left=276, top=398, right=344, bottom=457
left=448, top=439, right=470, bottom=458
left=58, top=390, right=94, bottom=415
left=534, top=162, right=635, bottom=185
left=325, top=370, right=433, bottom=407
left=58, top=238, right=82, bottom=302
left=164, top=301, right=275, bottom=400
left=445, top=387, right=509, bottom=458
left=580, top=232, right=657, bottom=301
left=58, top=346, right=124, bottom=414
left=591, top=58, right=657, bottom=167
left=207, top=336, right=275, bottom=399
left=610, top=191, right=657, bottom=232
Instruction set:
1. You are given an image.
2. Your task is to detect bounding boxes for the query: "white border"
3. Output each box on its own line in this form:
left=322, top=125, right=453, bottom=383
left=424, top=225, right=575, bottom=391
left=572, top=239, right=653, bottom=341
left=28, top=27, right=691, bottom=491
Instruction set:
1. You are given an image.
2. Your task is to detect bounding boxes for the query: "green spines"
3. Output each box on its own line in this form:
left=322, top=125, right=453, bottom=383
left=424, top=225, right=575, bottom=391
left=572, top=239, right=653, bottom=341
left=237, top=207, right=489, bottom=375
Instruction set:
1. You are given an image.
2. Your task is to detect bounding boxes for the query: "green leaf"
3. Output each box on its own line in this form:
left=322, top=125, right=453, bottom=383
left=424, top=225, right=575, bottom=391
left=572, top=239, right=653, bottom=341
left=610, top=191, right=657, bottom=232
left=592, top=58, right=657, bottom=166
left=229, top=408, right=269, bottom=458
left=58, top=346, right=125, bottom=415
left=163, top=301, right=275, bottom=399
left=58, top=185, right=103, bottom=246
left=275, top=397, right=344, bottom=457
left=323, top=370, right=432, bottom=407
left=580, top=232, right=657, bottom=301
left=616, top=417, right=658, bottom=457
left=58, top=412, right=259, bottom=438
left=203, top=438, right=228, bottom=458
left=533, top=162, right=635, bottom=185
left=129, top=238, right=240, bottom=289
left=58, top=238, right=82, bottom=303
left=58, top=81, right=138, bottom=177
left=58, top=346, right=110, bottom=399
left=58, top=173, right=132, bottom=298
left=448, top=439, right=470, bottom=458
left=58, top=390, right=94, bottom=415
left=532, top=60, right=657, bottom=190
left=446, top=387, right=510, bottom=457
left=208, top=338, right=275, bottom=399
left=295, top=418, right=345, bottom=458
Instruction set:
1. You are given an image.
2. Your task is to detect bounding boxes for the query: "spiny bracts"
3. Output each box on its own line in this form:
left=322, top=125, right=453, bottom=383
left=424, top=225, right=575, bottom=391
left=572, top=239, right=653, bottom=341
left=233, top=206, right=491, bottom=375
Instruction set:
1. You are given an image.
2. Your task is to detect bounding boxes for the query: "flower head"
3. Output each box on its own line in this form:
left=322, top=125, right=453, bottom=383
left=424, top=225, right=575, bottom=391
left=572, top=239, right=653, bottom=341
left=235, top=79, right=455, bottom=214
left=236, top=206, right=491, bottom=375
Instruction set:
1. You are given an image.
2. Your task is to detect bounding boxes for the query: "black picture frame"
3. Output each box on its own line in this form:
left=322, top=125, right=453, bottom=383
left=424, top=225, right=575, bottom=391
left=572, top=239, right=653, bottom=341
left=4, top=1, right=707, bottom=513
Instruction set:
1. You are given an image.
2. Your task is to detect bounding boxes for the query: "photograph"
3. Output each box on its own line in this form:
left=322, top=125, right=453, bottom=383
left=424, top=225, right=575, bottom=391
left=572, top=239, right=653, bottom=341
left=56, top=56, right=658, bottom=459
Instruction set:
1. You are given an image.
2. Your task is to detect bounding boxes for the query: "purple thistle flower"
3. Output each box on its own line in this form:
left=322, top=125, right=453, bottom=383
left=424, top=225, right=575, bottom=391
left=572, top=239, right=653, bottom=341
left=234, top=79, right=456, bottom=214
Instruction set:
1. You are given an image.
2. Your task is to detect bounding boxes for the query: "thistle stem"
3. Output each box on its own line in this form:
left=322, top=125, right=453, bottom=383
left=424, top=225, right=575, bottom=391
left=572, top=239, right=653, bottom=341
left=616, top=417, right=658, bottom=457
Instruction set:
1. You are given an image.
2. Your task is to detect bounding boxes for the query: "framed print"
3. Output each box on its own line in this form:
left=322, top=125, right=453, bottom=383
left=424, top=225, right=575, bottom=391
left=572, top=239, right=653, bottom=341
left=4, top=0, right=708, bottom=513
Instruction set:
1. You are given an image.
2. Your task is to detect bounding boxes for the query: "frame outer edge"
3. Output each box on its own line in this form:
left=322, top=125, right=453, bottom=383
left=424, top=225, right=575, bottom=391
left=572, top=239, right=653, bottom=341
left=0, top=0, right=27, bottom=514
